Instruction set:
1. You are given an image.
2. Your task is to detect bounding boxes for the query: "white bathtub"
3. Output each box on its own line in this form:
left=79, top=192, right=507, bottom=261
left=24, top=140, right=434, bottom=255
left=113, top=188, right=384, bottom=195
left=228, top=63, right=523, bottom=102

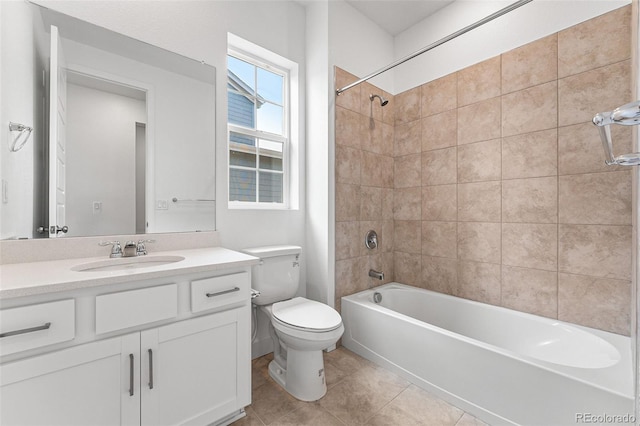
left=341, top=283, right=634, bottom=426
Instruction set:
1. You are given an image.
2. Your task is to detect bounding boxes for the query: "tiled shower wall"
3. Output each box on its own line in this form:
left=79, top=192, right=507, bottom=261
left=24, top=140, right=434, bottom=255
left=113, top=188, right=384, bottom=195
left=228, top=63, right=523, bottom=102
left=335, top=5, right=633, bottom=335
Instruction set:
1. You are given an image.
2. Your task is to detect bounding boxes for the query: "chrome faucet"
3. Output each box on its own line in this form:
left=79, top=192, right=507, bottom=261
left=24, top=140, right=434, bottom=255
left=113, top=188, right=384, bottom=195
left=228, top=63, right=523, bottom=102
left=136, top=239, right=155, bottom=256
left=99, top=241, right=123, bottom=258
left=123, top=241, right=137, bottom=257
left=369, top=269, right=384, bottom=280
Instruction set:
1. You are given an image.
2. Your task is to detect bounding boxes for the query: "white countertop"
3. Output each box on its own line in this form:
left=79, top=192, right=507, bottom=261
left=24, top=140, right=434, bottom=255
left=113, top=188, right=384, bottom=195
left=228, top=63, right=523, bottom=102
left=0, top=247, right=259, bottom=299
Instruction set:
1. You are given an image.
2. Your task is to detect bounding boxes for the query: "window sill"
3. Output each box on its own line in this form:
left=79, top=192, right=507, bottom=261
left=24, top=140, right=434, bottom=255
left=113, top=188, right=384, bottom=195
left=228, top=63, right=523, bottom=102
left=228, top=202, right=294, bottom=211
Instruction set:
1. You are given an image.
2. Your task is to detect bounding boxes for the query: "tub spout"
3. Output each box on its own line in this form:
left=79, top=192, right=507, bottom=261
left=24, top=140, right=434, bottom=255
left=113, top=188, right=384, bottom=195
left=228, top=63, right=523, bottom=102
left=369, top=269, right=384, bottom=280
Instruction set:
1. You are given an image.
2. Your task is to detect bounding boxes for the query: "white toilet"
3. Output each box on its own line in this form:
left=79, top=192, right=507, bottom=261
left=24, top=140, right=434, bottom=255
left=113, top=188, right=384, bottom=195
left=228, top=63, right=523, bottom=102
left=243, top=245, right=344, bottom=401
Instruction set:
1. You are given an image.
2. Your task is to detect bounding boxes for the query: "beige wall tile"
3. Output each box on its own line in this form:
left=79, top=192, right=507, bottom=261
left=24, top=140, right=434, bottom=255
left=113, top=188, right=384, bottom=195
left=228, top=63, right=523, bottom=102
left=336, top=221, right=361, bottom=261
left=335, top=256, right=365, bottom=303
left=502, top=223, right=557, bottom=271
left=395, top=220, right=422, bottom=254
left=394, top=252, right=422, bottom=287
left=422, top=148, right=457, bottom=186
left=502, top=34, right=558, bottom=94
left=558, top=6, right=631, bottom=78
left=360, top=186, right=382, bottom=221
left=335, top=67, right=361, bottom=112
left=457, top=222, right=501, bottom=264
left=558, top=224, right=631, bottom=280
left=336, top=145, right=361, bottom=185
left=457, top=261, right=501, bottom=305
left=558, top=122, right=632, bottom=175
left=502, top=266, right=558, bottom=318
left=394, top=121, right=422, bottom=156
left=336, top=106, right=365, bottom=149
left=558, top=60, right=630, bottom=127
left=394, top=154, right=422, bottom=188
left=457, top=56, right=501, bottom=107
left=457, top=97, right=501, bottom=145
left=362, top=151, right=394, bottom=188
left=502, top=177, right=557, bottom=223
left=382, top=188, right=394, bottom=220
left=558, top=273, right=630, bottom=335
left=394, top=187, right=422, bottom=220
left=558, top=171, right=631, bottom=225
left=502, top=81, right=558, bottom=137
left=422, top=185, right=457, bottom=221
left=422, top=110, right=457, bottom=152
left=336, top=183, right=360, bottom=222
left=502, top=129, right=557, bottom=179
left=381, top=220, right=395, bottom=252
left=421, top=73, right=457, bottom=117
left=457, top=139, right=501, bottom=183
left=422, top=256, right=458, bottom=294
left=422, top=221, right=457, bottom=259
left=395, top=87, right=421, bottom=126
left=458, top=181, right=501, bottom=222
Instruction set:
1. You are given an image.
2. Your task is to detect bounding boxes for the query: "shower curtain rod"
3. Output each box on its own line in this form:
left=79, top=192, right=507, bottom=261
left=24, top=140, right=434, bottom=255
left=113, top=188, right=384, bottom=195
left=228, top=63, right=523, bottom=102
left=335, top=0, right=533, bottom=96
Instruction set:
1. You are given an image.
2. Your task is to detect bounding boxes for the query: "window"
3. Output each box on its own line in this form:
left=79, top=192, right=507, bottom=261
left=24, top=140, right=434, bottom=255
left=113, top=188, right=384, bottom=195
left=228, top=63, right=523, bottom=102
left=227, top=51, right=289, bottom=206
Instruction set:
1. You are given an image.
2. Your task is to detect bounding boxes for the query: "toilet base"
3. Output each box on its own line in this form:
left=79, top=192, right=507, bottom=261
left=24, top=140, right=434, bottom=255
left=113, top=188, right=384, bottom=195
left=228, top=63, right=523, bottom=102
left=268, top=348, right=327, bottom=402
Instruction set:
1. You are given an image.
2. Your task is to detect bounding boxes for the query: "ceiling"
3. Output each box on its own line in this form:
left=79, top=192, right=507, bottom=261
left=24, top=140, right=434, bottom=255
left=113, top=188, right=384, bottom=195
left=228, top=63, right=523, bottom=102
left=344, top=0, right=455, bottom=36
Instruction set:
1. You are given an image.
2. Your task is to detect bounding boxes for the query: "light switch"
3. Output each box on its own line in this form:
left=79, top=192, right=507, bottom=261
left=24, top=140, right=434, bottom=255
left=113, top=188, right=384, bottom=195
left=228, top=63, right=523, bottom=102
left=93, top=201, right=102, bottom=214
left=156, top=200, right=168, bottom=210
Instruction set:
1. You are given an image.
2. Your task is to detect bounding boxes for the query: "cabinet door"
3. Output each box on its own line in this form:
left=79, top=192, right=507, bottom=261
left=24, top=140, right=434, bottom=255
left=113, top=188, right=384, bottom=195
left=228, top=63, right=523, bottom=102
left=0, top=334, right=140, bottom=426
left=141, top=307, right=250, bottom=426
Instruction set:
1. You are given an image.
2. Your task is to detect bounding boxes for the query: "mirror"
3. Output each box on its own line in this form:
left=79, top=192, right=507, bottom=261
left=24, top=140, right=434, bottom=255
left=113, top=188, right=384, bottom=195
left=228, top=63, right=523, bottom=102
left=0, top=1, right=216, bottom=240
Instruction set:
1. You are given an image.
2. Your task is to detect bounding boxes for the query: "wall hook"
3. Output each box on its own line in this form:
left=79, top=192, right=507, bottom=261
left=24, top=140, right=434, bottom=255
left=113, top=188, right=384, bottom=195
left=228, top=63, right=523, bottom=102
left=8, top=122, right=33, bottom=152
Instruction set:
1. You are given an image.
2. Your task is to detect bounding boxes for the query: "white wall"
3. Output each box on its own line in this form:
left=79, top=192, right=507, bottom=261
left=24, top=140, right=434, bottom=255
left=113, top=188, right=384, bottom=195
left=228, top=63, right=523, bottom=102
left=393, top=0, right=631, bottom=94
left=328, top=0, right=395, bottom=94
left=65, top=83, right=145, bottom=237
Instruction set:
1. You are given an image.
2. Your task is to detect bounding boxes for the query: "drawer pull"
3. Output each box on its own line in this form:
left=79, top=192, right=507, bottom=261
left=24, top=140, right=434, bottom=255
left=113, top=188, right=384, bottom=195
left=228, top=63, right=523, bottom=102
left=0, top=322, right=51, bottom=338
left=148, top=349, right=154, bottom=390
left=129, top=354, right=135, bottom=396
left=206, top=287, right=240, bottom=298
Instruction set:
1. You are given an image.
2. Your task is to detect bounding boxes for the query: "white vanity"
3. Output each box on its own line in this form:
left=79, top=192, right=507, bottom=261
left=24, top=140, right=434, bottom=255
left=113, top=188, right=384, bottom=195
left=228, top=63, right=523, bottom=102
left=0, top=246, right=258, bottom=426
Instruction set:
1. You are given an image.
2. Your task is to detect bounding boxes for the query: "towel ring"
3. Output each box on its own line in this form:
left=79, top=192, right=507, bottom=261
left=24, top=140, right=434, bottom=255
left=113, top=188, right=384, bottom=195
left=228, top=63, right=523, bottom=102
left=9, top=122, right=33, bottom=152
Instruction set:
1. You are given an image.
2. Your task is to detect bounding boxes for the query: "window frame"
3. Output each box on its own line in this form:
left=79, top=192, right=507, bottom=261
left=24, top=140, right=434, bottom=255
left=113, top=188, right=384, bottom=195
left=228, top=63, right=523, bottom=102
left=227, top=49, right=291, bottom=209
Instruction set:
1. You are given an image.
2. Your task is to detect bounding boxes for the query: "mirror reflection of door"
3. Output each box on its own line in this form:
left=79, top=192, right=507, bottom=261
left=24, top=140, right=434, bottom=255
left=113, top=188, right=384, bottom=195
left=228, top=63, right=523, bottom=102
left=64, top=71, right=146, bottom=237
left=48, top=25, right=67, bottom=238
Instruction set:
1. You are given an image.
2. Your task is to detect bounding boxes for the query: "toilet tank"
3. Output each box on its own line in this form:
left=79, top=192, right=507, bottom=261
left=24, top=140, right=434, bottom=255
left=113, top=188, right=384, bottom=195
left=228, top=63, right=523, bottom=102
left=242, top=245, right=301, bottom=306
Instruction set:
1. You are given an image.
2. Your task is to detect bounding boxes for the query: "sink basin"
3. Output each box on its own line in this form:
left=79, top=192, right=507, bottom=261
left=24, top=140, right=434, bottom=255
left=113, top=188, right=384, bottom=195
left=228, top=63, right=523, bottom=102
left=71, top=255, right=185, bottom=272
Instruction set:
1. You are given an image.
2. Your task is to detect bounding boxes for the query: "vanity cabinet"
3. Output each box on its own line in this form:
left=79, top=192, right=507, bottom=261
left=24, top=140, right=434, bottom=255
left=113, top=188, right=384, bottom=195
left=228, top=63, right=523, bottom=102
left=1, top=333, right=140, bottom=426
left=0, top=267, right=252, bottom=426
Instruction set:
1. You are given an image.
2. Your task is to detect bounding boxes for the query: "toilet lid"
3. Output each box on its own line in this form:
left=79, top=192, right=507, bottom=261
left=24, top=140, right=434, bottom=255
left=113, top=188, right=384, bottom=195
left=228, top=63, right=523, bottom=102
left=272, top=297, right=342, bottom=331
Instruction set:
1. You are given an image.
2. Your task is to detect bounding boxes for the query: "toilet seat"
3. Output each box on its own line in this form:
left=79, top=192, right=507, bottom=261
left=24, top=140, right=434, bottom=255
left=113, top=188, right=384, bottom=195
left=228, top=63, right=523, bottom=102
left=271, top=297, right=342, bottom=332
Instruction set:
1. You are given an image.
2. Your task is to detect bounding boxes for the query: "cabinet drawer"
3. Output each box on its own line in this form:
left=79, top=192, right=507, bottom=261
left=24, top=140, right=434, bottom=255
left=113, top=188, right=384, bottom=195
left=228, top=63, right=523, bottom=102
left=0, top=299, right=75, bottom=356
left=96, top=284, right=177, bottom=334
left=191, top=272, right=249, bottom=313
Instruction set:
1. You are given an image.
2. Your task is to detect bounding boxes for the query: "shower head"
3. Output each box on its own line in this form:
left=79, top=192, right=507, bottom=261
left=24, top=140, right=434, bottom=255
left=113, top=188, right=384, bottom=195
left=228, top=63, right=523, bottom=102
left=369, top=93, right=389, bottom=107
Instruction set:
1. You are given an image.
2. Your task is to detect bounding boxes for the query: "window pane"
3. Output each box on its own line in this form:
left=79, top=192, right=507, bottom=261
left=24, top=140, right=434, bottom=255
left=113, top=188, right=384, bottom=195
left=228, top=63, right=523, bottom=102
left=228, top=56, right=255, bottom=91
left=229, top=169, right=256, bottom=202
left=258, top=139, right=283, bottom=171
left=228, top=90, right=256, bottom=128
left=230, top=150, right=256, bottom=168
left=257, top=102, right=283, bottom=135
left=257, top=67, right=283, bottom=105
left=230, top=132, right=255, bottom=147
left=259, top=172, right=283, bottom=203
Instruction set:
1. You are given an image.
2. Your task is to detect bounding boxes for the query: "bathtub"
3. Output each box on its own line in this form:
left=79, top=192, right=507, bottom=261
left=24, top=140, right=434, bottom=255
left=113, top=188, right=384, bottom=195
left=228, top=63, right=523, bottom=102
left=341, top=283, right=634, bottom=426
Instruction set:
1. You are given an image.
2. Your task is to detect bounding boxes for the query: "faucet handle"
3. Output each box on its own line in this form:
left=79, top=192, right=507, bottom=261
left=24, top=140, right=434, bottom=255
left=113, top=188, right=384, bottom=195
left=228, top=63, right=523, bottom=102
left=136, top=239, right=155, bottom=256
left=99, top=241, right=122, bottom=258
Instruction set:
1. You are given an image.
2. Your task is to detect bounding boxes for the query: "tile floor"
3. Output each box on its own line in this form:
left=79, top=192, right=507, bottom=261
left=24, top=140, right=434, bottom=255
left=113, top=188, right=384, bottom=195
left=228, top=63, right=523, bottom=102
left=232, top=347, right=488, bottom=426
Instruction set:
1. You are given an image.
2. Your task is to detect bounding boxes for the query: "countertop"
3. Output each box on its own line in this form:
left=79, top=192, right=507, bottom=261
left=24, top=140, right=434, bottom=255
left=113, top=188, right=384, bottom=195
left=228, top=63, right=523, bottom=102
left=0, top=247, right=259, bottom=299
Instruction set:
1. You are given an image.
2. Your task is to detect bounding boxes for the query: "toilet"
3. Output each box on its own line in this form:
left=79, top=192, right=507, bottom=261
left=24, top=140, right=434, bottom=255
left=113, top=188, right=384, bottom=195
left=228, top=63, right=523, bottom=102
left=242, top=245, right=344, bottom=401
